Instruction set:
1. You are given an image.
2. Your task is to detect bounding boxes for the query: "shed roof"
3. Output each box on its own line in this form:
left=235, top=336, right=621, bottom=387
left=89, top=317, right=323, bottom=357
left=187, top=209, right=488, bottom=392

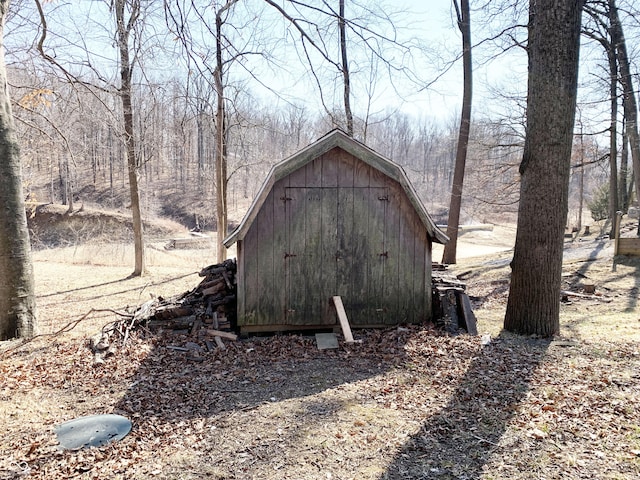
left=223, top=129, right=448, bottom=247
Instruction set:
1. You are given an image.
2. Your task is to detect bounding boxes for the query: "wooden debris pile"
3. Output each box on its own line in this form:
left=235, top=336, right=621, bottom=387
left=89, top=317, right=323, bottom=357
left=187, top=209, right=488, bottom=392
left=90, top=259, right=238, bottom=363
left=432, top=263, right=478, bottom=335
left=146, top=258, right=237, bottom=333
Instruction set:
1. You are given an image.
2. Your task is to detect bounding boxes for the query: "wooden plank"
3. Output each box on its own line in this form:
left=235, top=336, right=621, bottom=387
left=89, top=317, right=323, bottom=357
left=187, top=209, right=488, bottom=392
left=456, top=291, right=478, bottom=335
left=335, top=152, right=356, bottom=320
left=205, top=329, right=238, bottom=340
left=618, top=238, right=640, bottom=256
left=285, top=187, right=307, bottom=324
left=256, top=189, right=276, bottom=323
left=332, top=296, right=355, bottom=343
left=305, top=156, right=323, bottom=187
left=321, top=150, right=339, bottom=187
left=368, top=186, right=388, bottom=324
left=272, top=179, right=288, bottom=324
left=336, top=149, right=356, bottom=188
left=240, top=322, right=391, bottom=334
left=383, top=184, right=402, bottom=324
left=319, top=188, right=338, bottom=324
left=396, top=198, right=415, bottom=323
left=341, top=188, right=370, bottom=325
left=303, top=187, right=325, bottom=324
left=353, top=155, right=372, bottom=188
left=614, top=211, right=622, bottom=255
left=240, top=210, right=259, bottom=325
left=335, top=187, right=354, bottom=305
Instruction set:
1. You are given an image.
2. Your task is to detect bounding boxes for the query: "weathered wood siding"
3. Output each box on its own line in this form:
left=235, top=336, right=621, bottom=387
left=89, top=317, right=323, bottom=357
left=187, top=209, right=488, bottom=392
left=238, top=147, right=432, bottom=327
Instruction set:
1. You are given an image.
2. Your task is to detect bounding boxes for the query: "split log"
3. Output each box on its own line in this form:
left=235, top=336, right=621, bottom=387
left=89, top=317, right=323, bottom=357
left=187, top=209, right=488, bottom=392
left=201, top=283, right=227, bottom=298
left=205, top=329, right=238, bottom=341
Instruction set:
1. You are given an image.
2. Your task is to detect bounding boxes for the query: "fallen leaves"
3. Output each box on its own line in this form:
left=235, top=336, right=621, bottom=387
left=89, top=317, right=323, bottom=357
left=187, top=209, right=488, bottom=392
left=1, top=322, right=640, bottom=479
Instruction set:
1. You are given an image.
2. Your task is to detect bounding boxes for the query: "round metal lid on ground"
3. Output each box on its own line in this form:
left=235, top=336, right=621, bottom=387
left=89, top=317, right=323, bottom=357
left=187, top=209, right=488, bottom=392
left=55, top=414, right=132, bottom=450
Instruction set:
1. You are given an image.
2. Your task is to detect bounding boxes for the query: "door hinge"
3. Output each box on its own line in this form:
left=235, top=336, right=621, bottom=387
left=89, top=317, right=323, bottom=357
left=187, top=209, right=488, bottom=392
left=280, top=196, right=292, bottom=202
left=378, top=195, right=389, bottom=201
left=284, top=252, right=297, bottom=259
left=379, top=251, right=388, bottom=258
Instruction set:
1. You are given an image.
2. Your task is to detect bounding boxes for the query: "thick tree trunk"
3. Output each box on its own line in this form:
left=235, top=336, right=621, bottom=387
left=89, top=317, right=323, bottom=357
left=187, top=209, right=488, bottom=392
left=504, top=0, right=583, bottom=337
left=115, top=0, right=145, bottom=277
left=609, top=0, right=640, bottom=236
left=0, top=0, right=37, bottom=339
left=442, top=0, right=472, bottom=265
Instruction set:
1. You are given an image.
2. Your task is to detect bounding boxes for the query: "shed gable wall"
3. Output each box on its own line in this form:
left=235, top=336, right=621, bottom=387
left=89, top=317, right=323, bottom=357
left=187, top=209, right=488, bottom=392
left=238, top=147, right=432, bottom=329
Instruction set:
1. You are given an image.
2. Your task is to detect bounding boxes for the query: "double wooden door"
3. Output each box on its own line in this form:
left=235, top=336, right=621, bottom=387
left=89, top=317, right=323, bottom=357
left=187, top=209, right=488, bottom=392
left=283, top=186, right=390, bottom=325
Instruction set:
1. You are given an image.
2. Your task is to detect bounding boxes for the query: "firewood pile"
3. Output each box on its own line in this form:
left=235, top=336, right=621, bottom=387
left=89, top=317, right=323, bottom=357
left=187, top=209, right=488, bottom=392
left=90, top=259, right=478, bottom=363
left=91, top=259, right=238, bottom=363
left=431, top=264, right=478, bottom=335
left=144, top=258, right=238, bottom=335
left=145, top=258, right=237, bottom=333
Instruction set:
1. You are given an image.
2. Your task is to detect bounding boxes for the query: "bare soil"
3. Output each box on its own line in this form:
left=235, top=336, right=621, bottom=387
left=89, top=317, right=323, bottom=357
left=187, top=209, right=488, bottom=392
left=1, top=220, right=640, bottom=479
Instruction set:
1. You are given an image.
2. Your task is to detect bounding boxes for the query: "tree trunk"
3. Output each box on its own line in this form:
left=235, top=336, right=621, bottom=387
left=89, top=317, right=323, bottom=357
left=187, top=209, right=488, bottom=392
left=0, top=0, right=37, bottom=339
left=339, top=0, right=353, bottom=136
left=620, top=118, right=629, bottom=212
left=215, top=6, right=228, bottom=263
left=609, top=0, right=640, bottom=236
left=577, top=130, right=584, bottom=233
left=442, top=0, right=472, bottom=265
left=606, top=21, right=618, bottom=238
left=504, top=0, right=583, bottom=337
left=115, top=0, right=145, bottom=276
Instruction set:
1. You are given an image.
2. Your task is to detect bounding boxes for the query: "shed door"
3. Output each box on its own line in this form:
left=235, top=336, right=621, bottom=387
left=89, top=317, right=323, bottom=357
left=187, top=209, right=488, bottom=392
left=284, top=187, right=388, bottom=325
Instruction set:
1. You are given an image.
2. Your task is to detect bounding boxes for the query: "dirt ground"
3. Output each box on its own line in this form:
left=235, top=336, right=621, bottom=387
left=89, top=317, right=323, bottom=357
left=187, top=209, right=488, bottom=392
left=1, top=224, right=640, bottom=479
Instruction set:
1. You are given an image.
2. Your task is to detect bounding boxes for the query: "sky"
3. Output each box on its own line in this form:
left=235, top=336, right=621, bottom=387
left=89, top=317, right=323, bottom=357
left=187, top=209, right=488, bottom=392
left=10, top=0, right=612, bottom=131
left=255, top=0, right=530, bottom=126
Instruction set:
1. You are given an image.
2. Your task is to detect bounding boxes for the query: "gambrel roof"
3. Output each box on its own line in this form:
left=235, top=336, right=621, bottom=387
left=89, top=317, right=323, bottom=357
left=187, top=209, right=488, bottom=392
left=223, top=129, right=448, bottom=247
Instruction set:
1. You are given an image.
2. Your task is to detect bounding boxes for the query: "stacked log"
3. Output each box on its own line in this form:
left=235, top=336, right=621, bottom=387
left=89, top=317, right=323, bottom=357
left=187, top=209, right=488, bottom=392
left=145, top=258, right=237, bottom=333
left=432, top=266, right=478, bottom=335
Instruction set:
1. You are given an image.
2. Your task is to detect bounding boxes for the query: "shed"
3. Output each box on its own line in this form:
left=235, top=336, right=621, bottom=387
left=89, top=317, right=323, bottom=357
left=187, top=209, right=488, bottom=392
left=224, top=129, right=448, bottom=332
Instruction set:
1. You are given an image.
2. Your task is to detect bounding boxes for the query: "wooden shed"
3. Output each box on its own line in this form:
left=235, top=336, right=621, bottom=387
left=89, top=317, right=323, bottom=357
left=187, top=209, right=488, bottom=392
left=223, top=129, right=448, bottom=332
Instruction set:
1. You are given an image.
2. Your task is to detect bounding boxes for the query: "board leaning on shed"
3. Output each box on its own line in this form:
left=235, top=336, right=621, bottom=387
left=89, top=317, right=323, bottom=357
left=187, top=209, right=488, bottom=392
left=224, top=129, right=448, bottom=333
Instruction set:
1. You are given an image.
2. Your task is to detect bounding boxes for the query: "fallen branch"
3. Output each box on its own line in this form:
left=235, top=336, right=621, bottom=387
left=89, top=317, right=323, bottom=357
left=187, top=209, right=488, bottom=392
left=561, top=290, right=612, bottom=302
left=0, top=307, right=132, bottom=359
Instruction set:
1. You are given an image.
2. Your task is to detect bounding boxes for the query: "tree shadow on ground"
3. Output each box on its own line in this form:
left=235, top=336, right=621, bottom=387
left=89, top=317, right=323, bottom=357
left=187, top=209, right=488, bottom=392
left=114, top=335, right=396, bottom=420
left=380, top=332, right=551, bottom=480
left=37, top=272, right=196, bottom=301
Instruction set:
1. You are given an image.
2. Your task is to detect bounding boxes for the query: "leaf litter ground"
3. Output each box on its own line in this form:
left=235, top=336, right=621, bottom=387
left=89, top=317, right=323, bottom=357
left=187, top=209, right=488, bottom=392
left=1, top=233, right=640, bottom=479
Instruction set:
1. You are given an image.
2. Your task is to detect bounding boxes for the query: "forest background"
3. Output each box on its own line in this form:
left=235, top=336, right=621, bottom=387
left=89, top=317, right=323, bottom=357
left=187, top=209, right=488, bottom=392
left=5, top=0, right=637, bottom=248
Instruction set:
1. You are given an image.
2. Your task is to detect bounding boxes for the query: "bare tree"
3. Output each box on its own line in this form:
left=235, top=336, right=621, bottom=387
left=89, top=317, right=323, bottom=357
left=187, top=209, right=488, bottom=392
left=442, top=0, right=472, bottom=265
left=114, top=0, right=145, bottom=276
left=165, top=0, right=246, bottom=261
left=609, top=0, right=640, bottom=235
left=33, top=0, right=153, bottom=275
left=0, top=0, right=37, bottom=339
left=338, top=0, right=353, bottom=136
left=504, top=0, right=584, bottom=337
left=583, top=0, right=621, bottom=236
left=263, top=0, right=421, bottom=138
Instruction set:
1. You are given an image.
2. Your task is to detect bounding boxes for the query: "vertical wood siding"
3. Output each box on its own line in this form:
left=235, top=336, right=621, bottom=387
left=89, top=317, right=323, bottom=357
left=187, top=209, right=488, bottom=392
left=238, top=147, right=432, bottom=327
